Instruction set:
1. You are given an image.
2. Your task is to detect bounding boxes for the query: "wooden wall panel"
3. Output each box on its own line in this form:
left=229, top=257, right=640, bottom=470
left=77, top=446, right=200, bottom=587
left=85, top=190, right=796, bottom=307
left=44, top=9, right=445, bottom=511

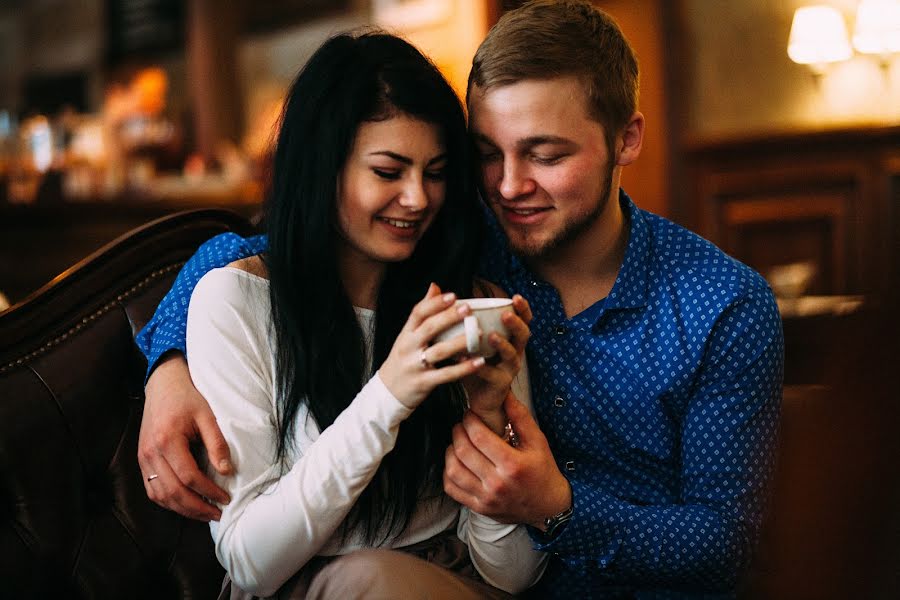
left=696, top=163, right=864, bottom=296
left=687, top=127, right=899, bottom=305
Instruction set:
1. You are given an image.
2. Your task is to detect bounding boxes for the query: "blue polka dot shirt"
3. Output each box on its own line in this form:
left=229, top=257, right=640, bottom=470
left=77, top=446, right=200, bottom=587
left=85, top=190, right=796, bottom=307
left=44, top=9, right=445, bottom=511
left=135, top=191, right=783, bottom=599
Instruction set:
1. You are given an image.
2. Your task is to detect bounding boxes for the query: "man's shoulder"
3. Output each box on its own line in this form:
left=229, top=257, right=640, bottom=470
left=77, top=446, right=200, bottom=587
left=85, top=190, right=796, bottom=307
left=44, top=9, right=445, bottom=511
left=642, top=210, right=769, bottom=298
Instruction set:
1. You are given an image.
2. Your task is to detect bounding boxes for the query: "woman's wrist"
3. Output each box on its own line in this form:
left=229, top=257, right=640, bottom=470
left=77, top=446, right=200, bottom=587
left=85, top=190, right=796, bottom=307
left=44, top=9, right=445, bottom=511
left=469, top=406, right=507, bottom=436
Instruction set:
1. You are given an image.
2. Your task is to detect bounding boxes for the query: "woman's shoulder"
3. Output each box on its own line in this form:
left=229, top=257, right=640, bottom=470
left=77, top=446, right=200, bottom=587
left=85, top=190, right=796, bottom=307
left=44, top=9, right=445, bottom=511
left=472, top=278, right=509, bottom=299
left=192, top=259, right=270, bottom=317
left=227, top=255, right=268, bottom=279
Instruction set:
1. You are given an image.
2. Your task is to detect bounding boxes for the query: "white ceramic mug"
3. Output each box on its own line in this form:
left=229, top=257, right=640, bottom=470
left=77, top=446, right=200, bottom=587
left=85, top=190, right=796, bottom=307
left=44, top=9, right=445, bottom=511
left=434, top=297, right=513, bottom=358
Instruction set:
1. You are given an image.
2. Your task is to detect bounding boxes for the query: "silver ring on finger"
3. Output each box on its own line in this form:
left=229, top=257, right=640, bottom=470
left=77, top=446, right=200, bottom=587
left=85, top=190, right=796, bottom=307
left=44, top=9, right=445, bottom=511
left=147, top=474, right=159, bottom=482
left=420, top=348, right=433, bottom=369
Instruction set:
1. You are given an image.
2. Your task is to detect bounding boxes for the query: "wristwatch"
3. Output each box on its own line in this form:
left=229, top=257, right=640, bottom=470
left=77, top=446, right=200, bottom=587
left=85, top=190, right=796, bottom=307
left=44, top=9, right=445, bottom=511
left=540, top=504, right=574, bottom=540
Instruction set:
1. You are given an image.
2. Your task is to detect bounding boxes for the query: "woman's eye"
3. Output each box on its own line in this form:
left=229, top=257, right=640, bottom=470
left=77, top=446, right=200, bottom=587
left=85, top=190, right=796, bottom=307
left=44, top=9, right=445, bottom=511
left=373, top=169, right=401, bottom=180
left=425, top=169, right=446, bottom=181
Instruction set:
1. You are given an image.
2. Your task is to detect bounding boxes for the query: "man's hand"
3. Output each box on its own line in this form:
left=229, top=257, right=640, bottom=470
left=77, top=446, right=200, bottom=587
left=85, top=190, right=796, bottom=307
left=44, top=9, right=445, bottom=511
left=138, top=352, right=232, bottom=521
left=444, top=393, right=572, bottom=529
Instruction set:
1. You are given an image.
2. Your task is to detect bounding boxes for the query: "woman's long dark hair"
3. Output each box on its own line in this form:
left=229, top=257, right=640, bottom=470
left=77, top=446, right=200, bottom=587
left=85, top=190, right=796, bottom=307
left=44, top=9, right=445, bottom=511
left=263, top=30, right=482, bottom=545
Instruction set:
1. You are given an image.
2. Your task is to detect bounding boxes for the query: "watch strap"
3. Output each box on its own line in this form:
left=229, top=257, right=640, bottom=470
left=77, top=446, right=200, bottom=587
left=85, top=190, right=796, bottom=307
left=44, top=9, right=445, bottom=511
left=541, top=504, right=574, bottom=539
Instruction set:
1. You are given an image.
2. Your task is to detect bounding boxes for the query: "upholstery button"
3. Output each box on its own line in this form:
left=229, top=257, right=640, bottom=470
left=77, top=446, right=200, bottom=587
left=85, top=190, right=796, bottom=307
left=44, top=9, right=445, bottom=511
left=565, top=460, right=575, bottom=471
left=555, top=325, right=567, bottom=335
left=553, top=395, right=566, bottom=407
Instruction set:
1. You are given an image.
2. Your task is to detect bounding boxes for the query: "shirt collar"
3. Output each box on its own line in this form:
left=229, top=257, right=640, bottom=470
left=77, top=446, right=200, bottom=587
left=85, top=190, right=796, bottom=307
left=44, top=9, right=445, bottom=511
left=603, top=189, right=650, bottom=311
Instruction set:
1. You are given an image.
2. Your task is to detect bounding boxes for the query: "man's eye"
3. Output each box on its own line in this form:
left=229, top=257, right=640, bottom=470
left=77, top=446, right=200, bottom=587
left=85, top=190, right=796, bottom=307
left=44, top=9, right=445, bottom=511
left=478, top=150, right=501, bottom=162
left=533, top=154, right=564, bottom=165
left=373, top=169, right=401, bottom=180
left=425, top=169, right=446, bottom=181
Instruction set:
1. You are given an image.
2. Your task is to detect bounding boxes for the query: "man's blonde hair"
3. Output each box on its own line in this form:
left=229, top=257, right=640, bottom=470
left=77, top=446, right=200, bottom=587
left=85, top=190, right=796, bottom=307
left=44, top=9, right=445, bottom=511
left=468, top=0, right=639, bottom=151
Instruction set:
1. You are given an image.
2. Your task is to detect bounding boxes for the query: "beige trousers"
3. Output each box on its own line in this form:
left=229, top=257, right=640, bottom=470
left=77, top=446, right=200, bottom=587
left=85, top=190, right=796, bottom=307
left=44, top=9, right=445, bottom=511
left=218, top=530, right=516, bottom=600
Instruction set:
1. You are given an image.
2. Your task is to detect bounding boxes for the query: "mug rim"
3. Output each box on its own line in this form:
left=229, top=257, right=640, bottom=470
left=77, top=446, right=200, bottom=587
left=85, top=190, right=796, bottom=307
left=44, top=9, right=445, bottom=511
left=457, top=297, right=513, bottom=310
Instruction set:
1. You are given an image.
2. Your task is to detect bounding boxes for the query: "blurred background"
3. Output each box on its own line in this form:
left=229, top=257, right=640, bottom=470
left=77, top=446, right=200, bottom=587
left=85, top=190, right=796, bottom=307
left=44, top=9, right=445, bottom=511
left=0, top=1, right=897, bottom=597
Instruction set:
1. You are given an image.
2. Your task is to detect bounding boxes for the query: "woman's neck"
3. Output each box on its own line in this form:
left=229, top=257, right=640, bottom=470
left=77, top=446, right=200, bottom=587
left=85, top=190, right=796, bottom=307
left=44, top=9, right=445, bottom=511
left=338, top=249, right=385, bottom=309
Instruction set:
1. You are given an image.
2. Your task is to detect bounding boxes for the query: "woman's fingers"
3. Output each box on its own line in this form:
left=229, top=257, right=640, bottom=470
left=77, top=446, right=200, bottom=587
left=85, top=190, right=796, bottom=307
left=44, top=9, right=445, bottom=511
left=424, top=330, right=470, bottom=365
left=501, top=310, right=531, bottom=355
left=405, top=283, right=455, bottom=330
left=425, top=355, right=485, bottom=384
left=467, top=334, right=519, bottom=385
left=416, top=301, right=471, bottom=344
left=512, top=294, right=533, bottom=325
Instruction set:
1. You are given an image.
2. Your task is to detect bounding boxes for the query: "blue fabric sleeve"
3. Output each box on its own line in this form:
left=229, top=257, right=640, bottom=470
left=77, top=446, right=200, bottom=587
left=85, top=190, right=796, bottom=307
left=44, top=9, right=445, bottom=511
left=531, top=286, right=783, bottom=592
left=134, top=232, right=268, bottom=381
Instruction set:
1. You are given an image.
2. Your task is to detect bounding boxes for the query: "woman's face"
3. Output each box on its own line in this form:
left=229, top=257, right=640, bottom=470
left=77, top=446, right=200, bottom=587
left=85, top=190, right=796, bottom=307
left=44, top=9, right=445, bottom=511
left=336, top=114, right=447, bottom=270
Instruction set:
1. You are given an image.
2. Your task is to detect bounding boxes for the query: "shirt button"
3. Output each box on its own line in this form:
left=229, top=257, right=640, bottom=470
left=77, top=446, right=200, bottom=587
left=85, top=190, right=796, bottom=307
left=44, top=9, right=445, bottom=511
left=565, top=460, right=575, bottom=471
left=553, top=395, right=566, bottom=407
left=555, top=325, right=567, bottom=335
left=530, top=280, right=540, bottom=287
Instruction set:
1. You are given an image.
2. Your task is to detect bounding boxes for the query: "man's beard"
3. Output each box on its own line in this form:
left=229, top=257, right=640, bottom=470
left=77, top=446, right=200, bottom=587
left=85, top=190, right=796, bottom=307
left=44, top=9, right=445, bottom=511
left=509, top=158, right=616, bottom=261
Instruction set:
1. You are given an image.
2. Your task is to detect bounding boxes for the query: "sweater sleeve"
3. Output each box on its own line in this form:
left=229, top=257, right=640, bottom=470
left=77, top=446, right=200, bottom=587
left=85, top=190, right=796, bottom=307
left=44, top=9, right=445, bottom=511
left=186, top=269, right=413, bottom=597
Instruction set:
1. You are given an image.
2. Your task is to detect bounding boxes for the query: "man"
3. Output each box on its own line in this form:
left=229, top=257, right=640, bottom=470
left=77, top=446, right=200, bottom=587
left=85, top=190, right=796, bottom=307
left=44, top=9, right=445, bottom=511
left=136, top=1, right=782, bottom=597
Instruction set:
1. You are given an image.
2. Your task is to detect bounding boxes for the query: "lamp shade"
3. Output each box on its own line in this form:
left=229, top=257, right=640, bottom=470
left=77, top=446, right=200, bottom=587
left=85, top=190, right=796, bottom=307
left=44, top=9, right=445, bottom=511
left=788, top=5, right=853, bottom=66
left=853, top=0, right=900, bottom=55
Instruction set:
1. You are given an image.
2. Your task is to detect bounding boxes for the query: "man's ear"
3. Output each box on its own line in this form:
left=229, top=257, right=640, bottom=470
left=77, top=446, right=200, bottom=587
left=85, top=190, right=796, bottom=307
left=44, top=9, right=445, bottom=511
left=616, top=112, right=644, bottom=167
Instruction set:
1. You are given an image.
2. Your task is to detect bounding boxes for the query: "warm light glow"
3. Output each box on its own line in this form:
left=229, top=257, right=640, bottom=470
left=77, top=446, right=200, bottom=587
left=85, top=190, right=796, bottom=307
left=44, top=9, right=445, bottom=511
left=788, top=6, right=853, bottom=71
left=853, top=0, right=900, bottom=56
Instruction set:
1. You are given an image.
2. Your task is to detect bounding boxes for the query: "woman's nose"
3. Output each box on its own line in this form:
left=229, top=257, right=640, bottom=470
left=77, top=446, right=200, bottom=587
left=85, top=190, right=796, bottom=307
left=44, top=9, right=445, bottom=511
left=398, top=178, right=429, bottom=210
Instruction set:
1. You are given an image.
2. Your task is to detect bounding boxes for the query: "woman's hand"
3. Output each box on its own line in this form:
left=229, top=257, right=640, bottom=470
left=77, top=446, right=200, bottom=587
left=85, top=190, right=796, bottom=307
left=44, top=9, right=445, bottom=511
left=462, top=294, right=532, bottom=435
left=379, top=283, right=487, bottom=409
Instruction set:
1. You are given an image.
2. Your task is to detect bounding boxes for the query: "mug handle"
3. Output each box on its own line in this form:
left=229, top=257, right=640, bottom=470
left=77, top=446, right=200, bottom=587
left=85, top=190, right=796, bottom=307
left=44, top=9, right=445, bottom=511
left=463, top=315, right=481, bottom=355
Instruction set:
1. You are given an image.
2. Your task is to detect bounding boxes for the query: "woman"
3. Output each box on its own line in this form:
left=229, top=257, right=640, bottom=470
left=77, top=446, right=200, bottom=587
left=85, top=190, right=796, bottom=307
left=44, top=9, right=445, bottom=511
left=185, top=31, right=546, bottom=599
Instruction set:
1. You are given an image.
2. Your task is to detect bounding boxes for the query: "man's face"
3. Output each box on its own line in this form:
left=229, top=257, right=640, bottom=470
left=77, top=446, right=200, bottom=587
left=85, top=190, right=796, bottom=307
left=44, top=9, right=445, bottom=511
left=469, top=76, right=617, bottom=261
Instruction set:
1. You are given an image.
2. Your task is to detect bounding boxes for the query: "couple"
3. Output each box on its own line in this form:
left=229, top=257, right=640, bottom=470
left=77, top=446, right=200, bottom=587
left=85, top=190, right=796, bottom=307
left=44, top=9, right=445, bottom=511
left=137, top=1, right=784, bottom=598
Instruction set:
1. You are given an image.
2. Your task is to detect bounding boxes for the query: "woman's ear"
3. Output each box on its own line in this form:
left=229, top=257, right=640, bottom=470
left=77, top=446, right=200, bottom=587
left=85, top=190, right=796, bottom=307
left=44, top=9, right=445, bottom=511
left=616, top=111, right=644, bottom=167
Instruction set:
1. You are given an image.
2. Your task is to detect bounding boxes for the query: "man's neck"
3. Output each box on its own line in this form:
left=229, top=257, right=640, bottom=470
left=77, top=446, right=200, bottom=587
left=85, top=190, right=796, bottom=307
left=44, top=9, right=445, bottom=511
left=530, top=196, right=629, bottom=319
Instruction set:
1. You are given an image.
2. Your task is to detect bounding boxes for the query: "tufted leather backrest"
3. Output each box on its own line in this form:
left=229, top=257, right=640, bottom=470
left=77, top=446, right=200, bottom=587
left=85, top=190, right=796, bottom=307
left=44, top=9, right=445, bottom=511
left=0, top=209, right=255, bottom=599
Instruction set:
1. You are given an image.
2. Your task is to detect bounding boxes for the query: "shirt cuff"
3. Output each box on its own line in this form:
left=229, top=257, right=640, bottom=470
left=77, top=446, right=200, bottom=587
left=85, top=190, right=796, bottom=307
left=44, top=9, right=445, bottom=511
left=137, top=314, right=187, bottom=384
left=528, top=478, right=621, bottom=569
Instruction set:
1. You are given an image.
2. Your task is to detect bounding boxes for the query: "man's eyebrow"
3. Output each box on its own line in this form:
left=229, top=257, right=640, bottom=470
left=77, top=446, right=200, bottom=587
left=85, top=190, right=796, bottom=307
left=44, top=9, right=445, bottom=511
left=472, top=133, right=574, bottom=149
left=517, top=135, right=574, bottom=148
left=472, top=132, right=498, bottom=147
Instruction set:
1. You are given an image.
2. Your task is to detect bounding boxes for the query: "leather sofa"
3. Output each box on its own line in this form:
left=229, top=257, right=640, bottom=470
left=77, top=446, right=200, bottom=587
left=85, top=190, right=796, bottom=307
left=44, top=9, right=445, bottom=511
left=0, top=209, right=254, bottom=599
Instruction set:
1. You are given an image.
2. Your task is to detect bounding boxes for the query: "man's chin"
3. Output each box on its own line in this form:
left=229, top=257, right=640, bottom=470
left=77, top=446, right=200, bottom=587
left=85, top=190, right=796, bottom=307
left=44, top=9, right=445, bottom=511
left=507, top=235, right=552, bottom=260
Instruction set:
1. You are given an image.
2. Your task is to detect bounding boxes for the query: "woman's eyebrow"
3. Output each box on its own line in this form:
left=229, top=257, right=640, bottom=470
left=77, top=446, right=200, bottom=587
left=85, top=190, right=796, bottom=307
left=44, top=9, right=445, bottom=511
left=427, top=153, right=448, bottom=166
left=368, top=151, right=447, bottom=166
left=367, top=150, right=412, bottom=164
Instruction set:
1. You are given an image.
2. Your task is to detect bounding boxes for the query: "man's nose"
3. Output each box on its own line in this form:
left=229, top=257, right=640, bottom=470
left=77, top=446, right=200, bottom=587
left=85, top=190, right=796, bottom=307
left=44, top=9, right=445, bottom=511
left=498, top=160, right=536, bottom=200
